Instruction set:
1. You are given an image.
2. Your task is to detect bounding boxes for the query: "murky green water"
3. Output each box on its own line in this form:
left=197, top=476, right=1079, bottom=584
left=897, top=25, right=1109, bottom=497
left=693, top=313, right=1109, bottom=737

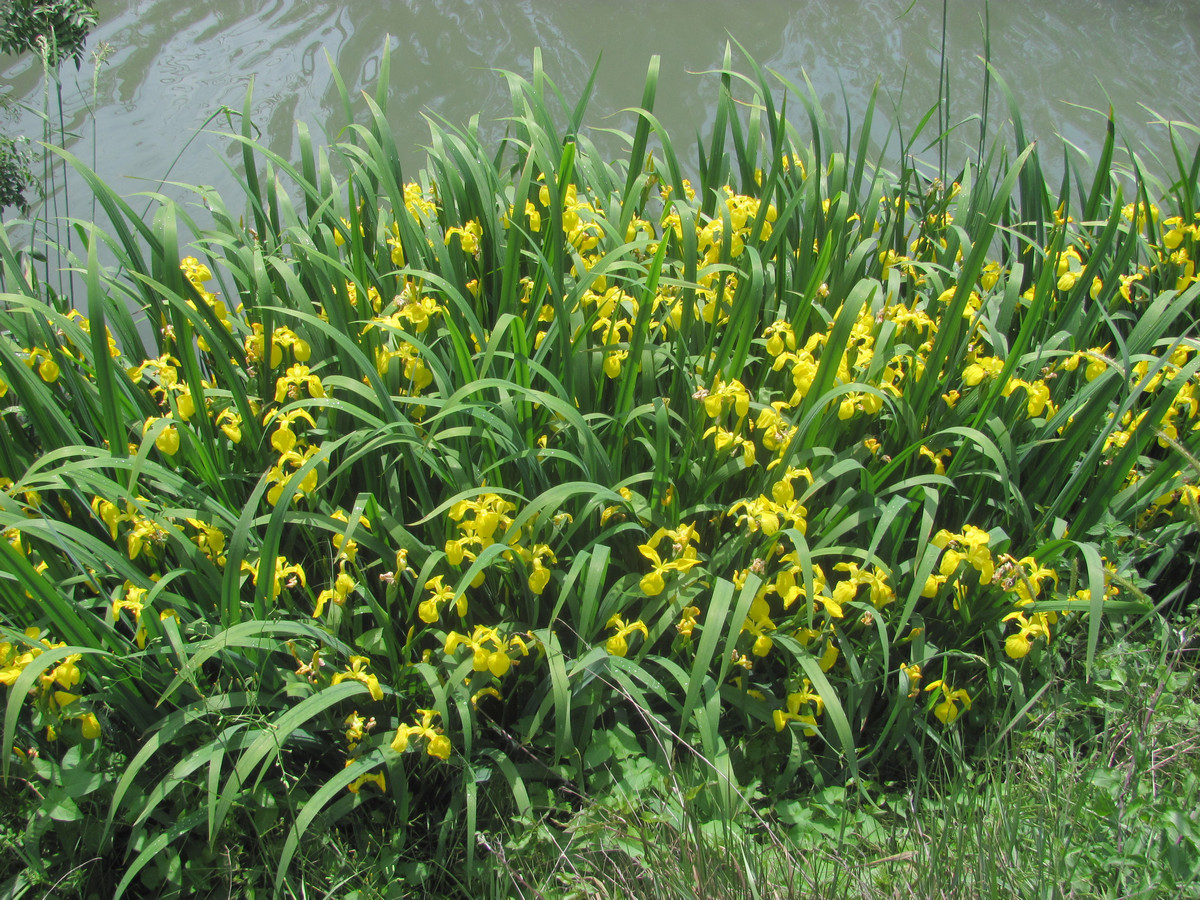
left=3, top=0, right=1199, bottom=211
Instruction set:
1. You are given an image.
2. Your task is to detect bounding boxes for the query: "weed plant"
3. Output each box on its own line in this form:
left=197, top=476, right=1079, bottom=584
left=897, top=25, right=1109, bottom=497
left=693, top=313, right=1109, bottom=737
left=1, top=0, right=105, bottom=304
left=0, top=43, right=1198, bottom=897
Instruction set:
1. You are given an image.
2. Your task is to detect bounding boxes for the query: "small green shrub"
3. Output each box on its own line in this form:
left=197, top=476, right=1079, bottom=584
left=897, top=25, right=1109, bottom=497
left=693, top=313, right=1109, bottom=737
left=0, top=135, right=37, bottom=214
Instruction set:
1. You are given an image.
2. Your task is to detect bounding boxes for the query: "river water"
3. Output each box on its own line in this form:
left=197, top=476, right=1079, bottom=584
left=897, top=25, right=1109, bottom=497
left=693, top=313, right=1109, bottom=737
left=3, top=0, right=1200, bottom=220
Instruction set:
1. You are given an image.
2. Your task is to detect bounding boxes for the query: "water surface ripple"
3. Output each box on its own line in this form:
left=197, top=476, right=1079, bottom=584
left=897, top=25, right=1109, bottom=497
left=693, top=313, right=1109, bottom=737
left=2, top=0, right=1198, bottom=210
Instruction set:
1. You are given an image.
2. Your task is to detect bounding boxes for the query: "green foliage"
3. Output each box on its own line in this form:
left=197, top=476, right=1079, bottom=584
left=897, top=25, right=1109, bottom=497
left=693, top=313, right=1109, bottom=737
left=0, top=43, right=1198, bottom=896
left=486, top=610, right=1200, bottom=900
left=0, top=0, right=98, bottom=68
left=0, top=135, right=37, bottom=214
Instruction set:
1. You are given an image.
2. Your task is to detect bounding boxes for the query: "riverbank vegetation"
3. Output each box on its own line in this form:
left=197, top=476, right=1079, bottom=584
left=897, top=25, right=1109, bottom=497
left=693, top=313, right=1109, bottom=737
left=2, top=43, right=1199, bottom=897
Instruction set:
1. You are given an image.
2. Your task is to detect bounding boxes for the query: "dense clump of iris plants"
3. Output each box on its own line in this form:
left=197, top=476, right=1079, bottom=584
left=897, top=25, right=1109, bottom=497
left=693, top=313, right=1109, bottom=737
left=1, top=46, right=1198, bottom=895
